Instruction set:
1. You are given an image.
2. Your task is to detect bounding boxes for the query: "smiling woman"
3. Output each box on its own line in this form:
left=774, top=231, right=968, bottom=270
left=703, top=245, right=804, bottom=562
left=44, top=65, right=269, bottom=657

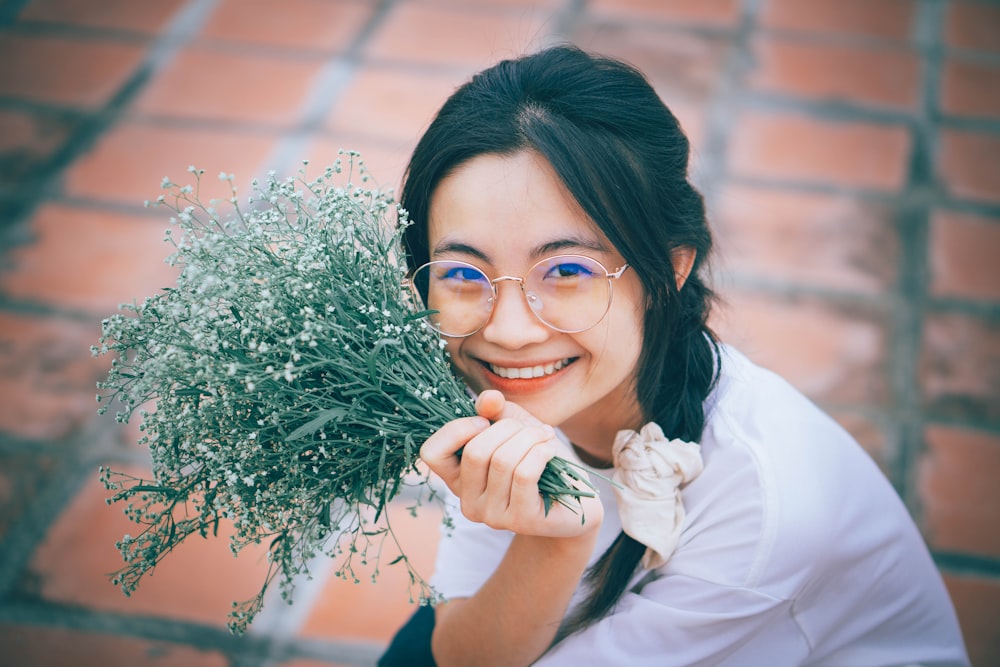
left=378, top=45, right=970, bottom=667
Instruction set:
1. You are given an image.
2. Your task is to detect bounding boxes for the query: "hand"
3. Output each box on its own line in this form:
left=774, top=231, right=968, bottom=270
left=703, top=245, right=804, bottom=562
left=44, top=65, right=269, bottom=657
left=420, top=390, right=603, bottom=538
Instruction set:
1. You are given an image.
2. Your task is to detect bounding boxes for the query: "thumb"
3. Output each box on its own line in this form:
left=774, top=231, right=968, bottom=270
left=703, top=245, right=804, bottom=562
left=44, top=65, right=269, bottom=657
left=475, top=389, right=543, bottom=426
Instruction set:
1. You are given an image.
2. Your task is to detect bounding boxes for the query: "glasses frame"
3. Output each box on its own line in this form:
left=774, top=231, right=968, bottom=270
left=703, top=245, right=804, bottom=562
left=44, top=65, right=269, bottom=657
left=404, top=253, right=630, bottom=338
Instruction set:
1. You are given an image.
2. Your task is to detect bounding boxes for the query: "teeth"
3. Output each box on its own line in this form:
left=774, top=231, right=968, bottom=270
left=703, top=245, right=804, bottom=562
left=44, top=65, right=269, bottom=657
left=489, top=358, right=571, bottom=379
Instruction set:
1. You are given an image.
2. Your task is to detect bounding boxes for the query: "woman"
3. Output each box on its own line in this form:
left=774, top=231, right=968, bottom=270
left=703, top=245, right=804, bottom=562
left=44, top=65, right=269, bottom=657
left=380, top=45, right=968, bottom=666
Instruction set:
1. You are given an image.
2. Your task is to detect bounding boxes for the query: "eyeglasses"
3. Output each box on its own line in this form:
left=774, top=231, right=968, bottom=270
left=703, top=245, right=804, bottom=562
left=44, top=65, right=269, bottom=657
left=405, top=254, right=630, bottom=338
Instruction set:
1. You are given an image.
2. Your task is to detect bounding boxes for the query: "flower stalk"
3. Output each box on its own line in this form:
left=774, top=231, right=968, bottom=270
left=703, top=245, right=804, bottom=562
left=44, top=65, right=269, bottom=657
left=94, top=154, right=596, bottom=634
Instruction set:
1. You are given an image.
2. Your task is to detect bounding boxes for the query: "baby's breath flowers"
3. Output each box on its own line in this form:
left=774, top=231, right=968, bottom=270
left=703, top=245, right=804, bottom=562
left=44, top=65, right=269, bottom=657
left=93, top=154, right=596, bottom=634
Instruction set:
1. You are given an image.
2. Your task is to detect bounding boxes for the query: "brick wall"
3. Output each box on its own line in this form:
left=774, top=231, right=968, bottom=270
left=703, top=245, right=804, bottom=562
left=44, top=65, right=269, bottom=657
left=0, top=0, right=997, bottom=665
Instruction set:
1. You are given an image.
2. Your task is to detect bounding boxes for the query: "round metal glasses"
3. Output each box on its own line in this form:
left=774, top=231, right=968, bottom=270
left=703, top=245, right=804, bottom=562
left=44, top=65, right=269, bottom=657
left=405, top=254, right=630, bottom=338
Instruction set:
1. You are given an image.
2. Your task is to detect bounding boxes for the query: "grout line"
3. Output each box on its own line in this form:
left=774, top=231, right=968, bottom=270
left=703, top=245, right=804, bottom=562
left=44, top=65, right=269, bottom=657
left=889, top=0, right=947, bottom=510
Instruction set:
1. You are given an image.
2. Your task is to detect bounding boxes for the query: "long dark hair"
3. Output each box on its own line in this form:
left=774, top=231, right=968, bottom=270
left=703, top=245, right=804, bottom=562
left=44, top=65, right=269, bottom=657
left=400, top=45, right=719, bottom=637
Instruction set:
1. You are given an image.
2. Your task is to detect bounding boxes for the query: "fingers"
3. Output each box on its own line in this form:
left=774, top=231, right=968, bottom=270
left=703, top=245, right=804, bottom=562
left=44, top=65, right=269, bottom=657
left=475, top=390, right=542, bottom=426
left=420, top=415, right=490, bottom=488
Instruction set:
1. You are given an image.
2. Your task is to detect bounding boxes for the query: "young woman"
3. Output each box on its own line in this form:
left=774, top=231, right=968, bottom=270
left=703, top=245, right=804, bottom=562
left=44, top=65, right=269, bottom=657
left=380, top=45, right=968, bottom=666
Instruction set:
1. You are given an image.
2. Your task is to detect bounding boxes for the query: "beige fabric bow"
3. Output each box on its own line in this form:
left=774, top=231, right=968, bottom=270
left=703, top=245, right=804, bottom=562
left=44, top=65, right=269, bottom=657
left=611, top=423, right=703, bottom=570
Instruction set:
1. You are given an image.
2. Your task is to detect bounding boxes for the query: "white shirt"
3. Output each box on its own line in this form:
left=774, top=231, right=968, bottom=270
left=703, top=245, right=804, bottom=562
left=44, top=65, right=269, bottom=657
left=430, top=345, right=969, bottom=666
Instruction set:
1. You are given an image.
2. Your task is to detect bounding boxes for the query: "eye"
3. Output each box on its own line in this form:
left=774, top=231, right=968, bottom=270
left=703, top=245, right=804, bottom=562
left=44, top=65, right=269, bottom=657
left=440, top=265, right=487, bottom=283
left=544, top=261, right=596, bottom=280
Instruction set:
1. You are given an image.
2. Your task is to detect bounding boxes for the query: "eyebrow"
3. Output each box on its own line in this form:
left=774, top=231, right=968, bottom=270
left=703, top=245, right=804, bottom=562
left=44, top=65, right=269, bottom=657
left=431, top=234, right=611, bottom=263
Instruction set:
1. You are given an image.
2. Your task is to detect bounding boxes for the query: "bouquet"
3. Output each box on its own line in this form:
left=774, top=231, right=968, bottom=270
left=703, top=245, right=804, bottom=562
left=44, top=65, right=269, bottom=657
left=93, top=153, right=596, bottom=634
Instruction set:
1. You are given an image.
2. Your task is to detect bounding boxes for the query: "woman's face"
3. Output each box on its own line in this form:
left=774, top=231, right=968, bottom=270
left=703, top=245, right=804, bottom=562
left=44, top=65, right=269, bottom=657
left=426, top=150, right=646, bottom=458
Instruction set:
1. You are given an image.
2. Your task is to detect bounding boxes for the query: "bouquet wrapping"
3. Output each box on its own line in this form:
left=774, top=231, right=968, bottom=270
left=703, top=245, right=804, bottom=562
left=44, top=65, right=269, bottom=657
left=94, top=154, right=594, bottom=633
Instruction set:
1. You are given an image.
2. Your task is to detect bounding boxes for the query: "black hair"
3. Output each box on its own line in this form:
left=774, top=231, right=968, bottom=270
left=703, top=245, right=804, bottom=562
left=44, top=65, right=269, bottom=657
left=400, top=44, right=719, bottom=638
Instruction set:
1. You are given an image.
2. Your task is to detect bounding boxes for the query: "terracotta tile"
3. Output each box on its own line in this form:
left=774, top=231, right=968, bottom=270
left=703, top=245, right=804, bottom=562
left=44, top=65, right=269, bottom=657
left=23, top=468, right=273, bottom=628
left=63, top=120, right=277, bottom=206
left=327, top=65, right=459, bottom=143
left=937, top=129, right=1000, bottom=204
left=711, top=184, right=899, bottom=294
left=572, top=23, right=730, bottom=106
left=0, top=34, right=146, bottom=108
left=941, top=57, right=1000, bottom=118
left=920, top=312, right=1000, bottom=424
left=0, top=108, right=78, bottom=185
left=758, top=0, right=916, bottom=41
left=0, top=312, right=104, bottom=441
left=299, top=500, right=444, bottom=643
left=929, top=209, right=1000, bottom=301
left=0, top=203, right=179, bottom=314
left=728, top=111, right=911, bottom=192
left=711, top=289, right=889, bottom=405
left=19, top=0, right=186, bottom=34
left=588, top=0, right=740, bottom=26
left=364, top=3, right=547, bottom=69
left=919, top=425, right=1000, bottom=557
left=0, top=624, right=227, bottom=667
left=945, top=1, right=1000, bottom=53
left=199, top=0, right=374, bottom=51
left=301, top=134, right=417, bottom=195
left=942, top=574, right=1000, bottom=667
left=748, top=36, right=920, bottom=110
left=132, top=46, right=326, bottom=125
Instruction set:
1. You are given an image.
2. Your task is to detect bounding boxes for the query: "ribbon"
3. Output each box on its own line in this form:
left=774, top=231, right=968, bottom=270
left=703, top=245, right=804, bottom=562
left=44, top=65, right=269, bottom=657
left=611, top=422, right=703, bottom=570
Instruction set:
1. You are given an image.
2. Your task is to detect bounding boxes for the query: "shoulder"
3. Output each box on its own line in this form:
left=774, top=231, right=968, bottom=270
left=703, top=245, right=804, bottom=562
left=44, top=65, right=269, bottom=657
left=674, top=346, right=924, bottom=595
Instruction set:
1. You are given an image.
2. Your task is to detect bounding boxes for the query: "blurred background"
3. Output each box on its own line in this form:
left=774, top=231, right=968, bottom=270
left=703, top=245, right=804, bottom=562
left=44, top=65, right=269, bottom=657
left=0, top=0, right=997, bottom=665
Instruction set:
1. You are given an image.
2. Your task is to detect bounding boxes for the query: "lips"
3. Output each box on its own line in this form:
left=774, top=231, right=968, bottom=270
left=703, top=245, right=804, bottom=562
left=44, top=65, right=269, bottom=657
left=487, top=357, right=575, bottom=379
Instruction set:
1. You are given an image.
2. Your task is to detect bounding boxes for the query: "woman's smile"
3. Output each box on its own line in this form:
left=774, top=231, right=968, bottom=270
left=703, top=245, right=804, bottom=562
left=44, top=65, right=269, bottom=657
left=427, top=150, right=647, bottom=453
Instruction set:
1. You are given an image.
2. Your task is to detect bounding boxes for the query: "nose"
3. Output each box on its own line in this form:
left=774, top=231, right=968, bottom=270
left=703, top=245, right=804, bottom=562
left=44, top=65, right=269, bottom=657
left=480, top=280, right=550, bottom=347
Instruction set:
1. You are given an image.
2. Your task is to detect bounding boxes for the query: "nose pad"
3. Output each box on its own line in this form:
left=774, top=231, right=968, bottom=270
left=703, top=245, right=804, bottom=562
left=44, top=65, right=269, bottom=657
left=481, top=282, right=550, bottom=344
left=525, top=290, right=544, bottom=314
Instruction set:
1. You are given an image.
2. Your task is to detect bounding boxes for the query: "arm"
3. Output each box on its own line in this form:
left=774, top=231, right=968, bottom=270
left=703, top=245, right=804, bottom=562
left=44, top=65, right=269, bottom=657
left=420, top=391, right=604, bottom=667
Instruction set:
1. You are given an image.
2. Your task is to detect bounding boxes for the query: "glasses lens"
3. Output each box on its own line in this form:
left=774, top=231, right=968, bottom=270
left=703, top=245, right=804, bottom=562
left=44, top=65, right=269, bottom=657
left=525, top=255, right=612, bottom=332
left=411, top=261, right=493, bottom=336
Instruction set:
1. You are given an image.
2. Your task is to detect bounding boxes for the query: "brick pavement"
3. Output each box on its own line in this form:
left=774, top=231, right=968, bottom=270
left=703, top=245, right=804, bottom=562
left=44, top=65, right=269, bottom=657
left=0, top=1, right=998, bottom=665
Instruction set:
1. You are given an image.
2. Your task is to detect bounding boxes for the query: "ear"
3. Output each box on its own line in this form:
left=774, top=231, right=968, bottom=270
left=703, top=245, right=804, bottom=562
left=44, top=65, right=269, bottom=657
left=671, top=246, right=697, bottom=290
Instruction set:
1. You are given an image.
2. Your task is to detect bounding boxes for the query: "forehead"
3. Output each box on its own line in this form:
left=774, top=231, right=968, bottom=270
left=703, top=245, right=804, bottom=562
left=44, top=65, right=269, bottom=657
left=427, top=151, right=610, bottom=264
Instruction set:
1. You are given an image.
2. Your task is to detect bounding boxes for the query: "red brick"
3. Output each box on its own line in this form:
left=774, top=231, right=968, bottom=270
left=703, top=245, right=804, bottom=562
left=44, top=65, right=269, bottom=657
left=0, top=624, right=226, bottom=667
left=748, top=37, right=920, bottom=110
left=301, top=134, right=417, bottom=195
left=327, top=66, right=460, bottom=143
left=942, top=574, right=1000, bottom=667
left=24, top=468, right=273, bottom=627
left=0, top=109, right=77, bottom=185
left=920, top=312, right=1000, bottom=423
left=63, top=121, right=276, bottom=206
left=364, top=4, right=546, bottom=69
left=0, top=312, right=105, bottom=440
left=941, top=57, right=1000, bottom=118
left=929, top=209, right=1000, bottom=301
left=710, top=290, right=889, bottom=405
left=133, top=46, right=325, bottom=125
left=946, top=1, right=1000, bottom=53
left=200, top=0, right=373, bottom=50
left=938, top=129, right=1000, bottom=204
left=0, top=203, right=178, bottom=314
left=0, top=34, right=145, bottom=108
left=919, top=425, right=1000, bottom=557
left=711, top=185, right=899, bottom=294
left=299, top=500, right=444, bottom=643
left=19, top=0, right=185, bottom=34
left=588, top=0, right=740, bottom=26
left=759, top=0, right=916, bottom=41
left=729, top=111, right=911, bottom=192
